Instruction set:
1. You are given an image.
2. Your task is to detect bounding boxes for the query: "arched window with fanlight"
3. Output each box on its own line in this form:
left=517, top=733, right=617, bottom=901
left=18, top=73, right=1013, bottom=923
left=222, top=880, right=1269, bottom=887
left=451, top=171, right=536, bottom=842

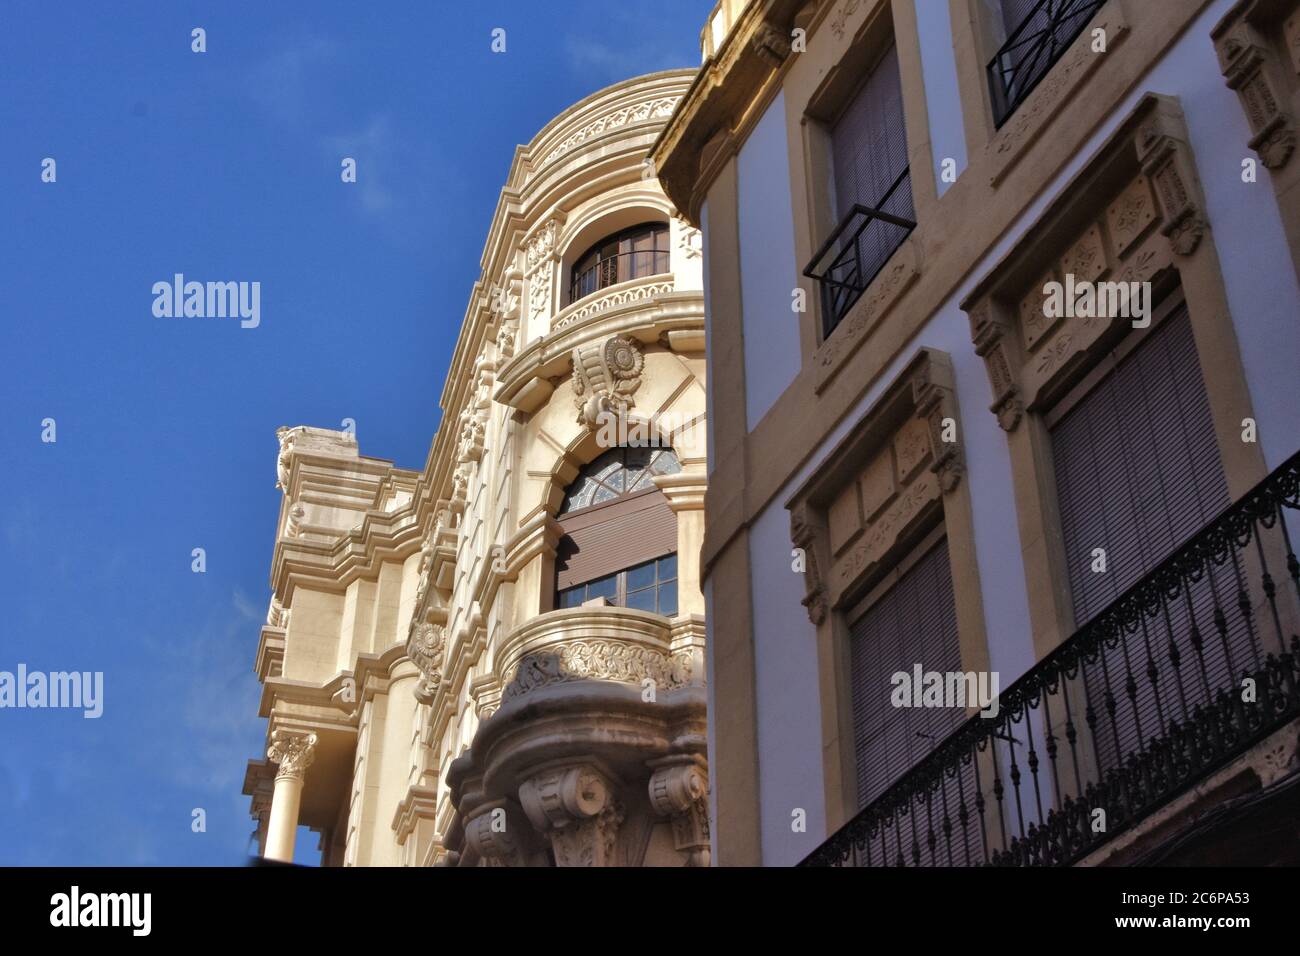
left=554, top=446, right=681, bottom=615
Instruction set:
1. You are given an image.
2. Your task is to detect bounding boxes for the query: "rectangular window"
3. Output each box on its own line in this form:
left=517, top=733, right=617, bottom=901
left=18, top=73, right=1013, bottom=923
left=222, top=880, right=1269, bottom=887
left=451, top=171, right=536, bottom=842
left=1050, top=302, right=1245, bottom=772
left=556, top=555, right=678, bottom=616
left=804, top=43, right=915, bottom=338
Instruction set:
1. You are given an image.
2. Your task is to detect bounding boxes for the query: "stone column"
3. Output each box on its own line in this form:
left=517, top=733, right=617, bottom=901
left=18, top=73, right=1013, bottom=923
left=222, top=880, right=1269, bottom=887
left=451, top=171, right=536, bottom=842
left=264, top=730, right=317, bottom=863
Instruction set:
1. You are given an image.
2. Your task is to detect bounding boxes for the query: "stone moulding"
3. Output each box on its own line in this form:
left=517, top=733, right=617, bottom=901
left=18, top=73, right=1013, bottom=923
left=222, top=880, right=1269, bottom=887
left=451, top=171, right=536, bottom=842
left=552, top=275, right=678, bottom=332
left=495, top=607, right=695, bottom=705
left=788, top=348, right=966, bottom=624
left=963, top=94, right=1209, bottom=428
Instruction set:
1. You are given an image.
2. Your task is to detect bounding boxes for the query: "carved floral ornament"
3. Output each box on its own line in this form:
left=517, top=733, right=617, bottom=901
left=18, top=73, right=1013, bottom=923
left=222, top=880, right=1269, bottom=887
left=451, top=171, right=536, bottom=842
left=502, top=638, right=692, bottom=702
left=267, top=730, right=317, bottom=782
left=790, top=351, right=965, bottom=626
left=966, top=97, right=1208, bottom=434
left=408, top=622, right=446, bottom=705
left=1212, top=0, right=1298, bottom=170
left=571, top=334, right=645, bottom=431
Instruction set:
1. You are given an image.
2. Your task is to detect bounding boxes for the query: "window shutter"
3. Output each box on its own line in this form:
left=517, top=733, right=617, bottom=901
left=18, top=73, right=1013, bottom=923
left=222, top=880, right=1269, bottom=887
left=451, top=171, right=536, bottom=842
left=555, top=490, right=677, bottom=591
left=831, top=44, right=911, bottom=222
left=1050, top=304, right=1243, bottom=772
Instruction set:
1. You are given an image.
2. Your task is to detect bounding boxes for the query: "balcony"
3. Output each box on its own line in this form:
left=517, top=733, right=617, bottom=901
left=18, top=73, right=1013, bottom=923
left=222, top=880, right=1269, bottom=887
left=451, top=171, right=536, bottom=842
left=803, top=451, right=1300, bottom=866
left=804, top=167, right=916, bottom=338
left=988, top=0, right=1106, bottom=128
left=569, top=250, right=671, bottom=305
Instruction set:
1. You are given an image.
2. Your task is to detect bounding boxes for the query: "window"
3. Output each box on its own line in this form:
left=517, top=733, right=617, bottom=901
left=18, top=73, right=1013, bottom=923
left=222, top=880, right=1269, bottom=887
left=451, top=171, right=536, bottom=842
left=847, top=534, right=980, bottom=863
left=987, top=0, right=1106, bottom=127
left=568, top=223, right=670, bottom=303
left=849, top=536, right=965, bottom=808
left=804, top=43, right=916, bottom=337
left=1050, top=301, right=1244, bottom=772
left=554, top=447, right=681, bottom=615
left=557, top=554, right=678, bottom=615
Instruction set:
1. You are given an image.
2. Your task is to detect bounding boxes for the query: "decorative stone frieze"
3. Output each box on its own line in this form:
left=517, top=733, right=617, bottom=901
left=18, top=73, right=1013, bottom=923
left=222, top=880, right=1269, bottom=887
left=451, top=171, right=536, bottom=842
left=553, top=278, right=676, bottom=331
left=571, top=334, right=645, bottom=429
left=539, top=97, right=682, bottom=170
left=267, top=730, right=317, bottom=782
left=503, top=638, right=692, bottom=702
left=1213, top=0, right=1298, bottom=170
left=518, top=762, right=625, bottom=867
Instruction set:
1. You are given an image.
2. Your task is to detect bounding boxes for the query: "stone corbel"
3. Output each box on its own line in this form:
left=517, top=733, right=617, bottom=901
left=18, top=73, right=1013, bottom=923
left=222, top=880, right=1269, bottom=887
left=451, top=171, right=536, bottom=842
left=571, top=335, right=645, bottom=430
left=910, top=357, right=965, bottom=493
left=518, top=762, right=625, bottom=867
left=647, top=755, right=710, bottom=866
left=1134, top=113, right=1207, bottom=257
left=968, top=301, right=1024, bottom=433
left=790, top=500, right=828, bottom=626
left=1213, top=2, right=1297, bottom=170
left=751, top=20, right=792, bottom=68
left=463, top=799, right=535, bottom=868
left=267, top=730, right=317, bottom=782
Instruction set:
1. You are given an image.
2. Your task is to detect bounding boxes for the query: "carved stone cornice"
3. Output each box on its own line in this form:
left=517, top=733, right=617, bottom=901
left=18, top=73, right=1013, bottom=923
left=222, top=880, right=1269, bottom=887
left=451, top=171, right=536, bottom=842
left=267, top=730, right=318, bottom=782
left=518, top=762, right=625, bottom=867
left=647, top=754, right=711, bottom=866
left=1213, top=0, right=1298, bottom=170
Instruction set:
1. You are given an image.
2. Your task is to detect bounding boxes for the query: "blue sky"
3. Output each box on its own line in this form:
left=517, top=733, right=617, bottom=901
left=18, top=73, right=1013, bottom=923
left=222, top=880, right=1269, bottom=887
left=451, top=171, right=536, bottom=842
left=0, top=0, right=706, bottom=865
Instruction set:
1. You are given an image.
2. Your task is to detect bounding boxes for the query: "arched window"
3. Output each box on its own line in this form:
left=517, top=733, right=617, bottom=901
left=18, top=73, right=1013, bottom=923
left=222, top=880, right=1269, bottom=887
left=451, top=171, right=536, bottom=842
left=555, top=447, right=681, bottom=615
left=568, top=222, right=670, bottom=303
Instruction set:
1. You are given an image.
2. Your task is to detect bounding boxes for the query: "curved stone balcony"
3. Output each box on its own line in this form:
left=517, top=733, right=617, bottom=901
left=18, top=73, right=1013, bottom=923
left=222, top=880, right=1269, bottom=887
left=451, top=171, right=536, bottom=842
left=494, top=277, right=705, bottom=414
left=447, top=606, right=708, bottom=866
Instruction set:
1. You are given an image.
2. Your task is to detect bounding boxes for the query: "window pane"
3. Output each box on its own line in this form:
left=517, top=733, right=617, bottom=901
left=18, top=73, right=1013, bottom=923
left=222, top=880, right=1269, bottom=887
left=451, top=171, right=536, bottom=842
left=625, top=588, right=657, bottom=612
left=558, top=586, right=584, bottom=609
left=585, top=573, right=617, bottom=600
left=658, top=553, right=677, bottom=582
left=626, top=559, right=656, bottom=591
left=657, top=580, right=678, bottom=617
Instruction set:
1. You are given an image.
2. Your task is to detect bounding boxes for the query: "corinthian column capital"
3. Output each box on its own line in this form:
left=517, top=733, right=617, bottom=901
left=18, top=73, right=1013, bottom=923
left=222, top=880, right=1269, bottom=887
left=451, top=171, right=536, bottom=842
left=267, top=730, right=318, bottom=781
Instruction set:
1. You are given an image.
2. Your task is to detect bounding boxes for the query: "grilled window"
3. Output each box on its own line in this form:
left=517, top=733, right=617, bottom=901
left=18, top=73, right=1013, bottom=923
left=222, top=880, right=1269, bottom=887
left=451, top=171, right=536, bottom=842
left=554, top=447, right=681, bottom=614
left=1050, top=302, right=1244, bottom=772
left=568, top=223, right=670, bottom=303
left=805, top=43, right=915, bottom=338
left=988, top=0, right=1106, bottom=127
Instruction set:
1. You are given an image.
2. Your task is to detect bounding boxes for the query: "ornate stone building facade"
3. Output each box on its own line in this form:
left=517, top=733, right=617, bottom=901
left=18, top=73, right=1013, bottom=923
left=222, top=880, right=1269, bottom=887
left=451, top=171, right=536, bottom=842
left=243, top=70, right=711, bottom=866
left=654, top=0, right=1300, bottom=866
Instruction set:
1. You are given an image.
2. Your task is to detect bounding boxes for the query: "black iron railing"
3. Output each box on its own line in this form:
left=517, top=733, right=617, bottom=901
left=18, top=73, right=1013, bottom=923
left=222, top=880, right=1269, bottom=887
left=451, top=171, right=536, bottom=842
left=803, top=166, right=915, bottom=338
left=568, top=250, right=670, bottom=304
left=988, top=0, right=1106, bottom=128
left=802, top=450, right=1300, bottom=866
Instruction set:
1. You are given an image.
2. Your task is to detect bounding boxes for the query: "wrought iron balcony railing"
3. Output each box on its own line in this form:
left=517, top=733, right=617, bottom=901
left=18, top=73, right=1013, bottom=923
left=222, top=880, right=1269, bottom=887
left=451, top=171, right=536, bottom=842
left=802, top=450, right=1300, bottom=866
left=569, top=250, right=671, bottom=304
left=988, top=0, right=1106, bottom=128
left=803, top=166, right=915, bottom=338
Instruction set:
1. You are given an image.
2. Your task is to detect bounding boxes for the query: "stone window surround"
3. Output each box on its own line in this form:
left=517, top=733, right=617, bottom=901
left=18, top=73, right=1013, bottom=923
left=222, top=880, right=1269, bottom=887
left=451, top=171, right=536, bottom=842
left=785, top=347, right=991, bottom=830
left=960, top=92, right=1269, bottom=662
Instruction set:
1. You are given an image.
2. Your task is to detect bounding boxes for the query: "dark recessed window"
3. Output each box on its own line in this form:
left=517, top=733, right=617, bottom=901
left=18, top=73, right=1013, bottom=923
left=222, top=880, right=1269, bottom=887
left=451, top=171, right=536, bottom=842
left=568, top=223, right=670, bottom=303
left=554, top=447, right=681, bottom=615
